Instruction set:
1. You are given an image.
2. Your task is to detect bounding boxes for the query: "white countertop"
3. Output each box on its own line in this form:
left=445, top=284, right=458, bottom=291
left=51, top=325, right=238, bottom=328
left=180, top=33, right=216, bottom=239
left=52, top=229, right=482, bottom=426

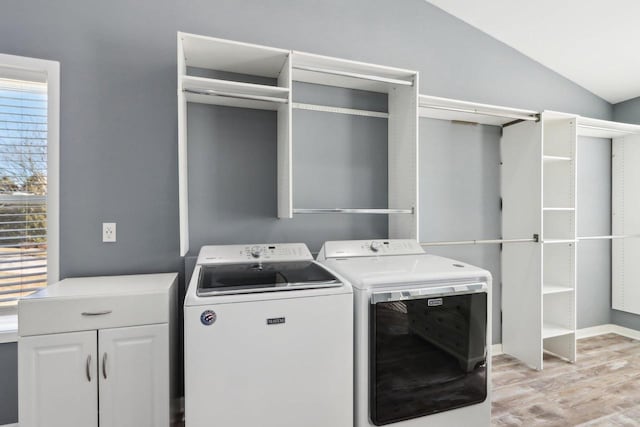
left=23, top=273, right=178, bottom=300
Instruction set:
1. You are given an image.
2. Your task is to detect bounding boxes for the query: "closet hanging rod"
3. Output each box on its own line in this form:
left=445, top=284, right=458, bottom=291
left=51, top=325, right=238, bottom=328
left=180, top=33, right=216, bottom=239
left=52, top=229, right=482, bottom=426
left=292, top=102, right=389, bottom=119
left=184, top=88, right=288, bottom=104
left=293, top=208, right=413, bottom=214
left=418, top=104, right=539, bottom=122
left=292, top=65, right=414, bottom=87
left=577, top=234, right=640, bottom=241
left=420, top=237, right=537, bottom=247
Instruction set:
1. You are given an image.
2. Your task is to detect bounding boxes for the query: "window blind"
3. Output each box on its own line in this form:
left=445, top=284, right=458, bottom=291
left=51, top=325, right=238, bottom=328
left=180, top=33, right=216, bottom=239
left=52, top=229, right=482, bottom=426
left=0, top=77, right=48, bottom=307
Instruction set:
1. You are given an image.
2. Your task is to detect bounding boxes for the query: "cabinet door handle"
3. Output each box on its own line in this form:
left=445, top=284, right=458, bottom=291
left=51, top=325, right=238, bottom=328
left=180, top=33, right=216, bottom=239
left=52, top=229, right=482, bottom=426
left=102, top=353, right=108, bottom=379
left=81, top=310, right=112, bottom=316
left=86, top=355, right=92, bottom=382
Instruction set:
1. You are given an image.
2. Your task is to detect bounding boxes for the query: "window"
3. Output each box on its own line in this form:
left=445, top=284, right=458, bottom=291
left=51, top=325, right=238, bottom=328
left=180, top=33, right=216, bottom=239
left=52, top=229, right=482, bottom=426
left=0, top=54, right=59, bottom=311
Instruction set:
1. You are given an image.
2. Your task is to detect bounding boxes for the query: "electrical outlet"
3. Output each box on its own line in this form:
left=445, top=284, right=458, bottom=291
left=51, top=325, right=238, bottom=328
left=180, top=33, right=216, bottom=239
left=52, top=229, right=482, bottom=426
left=102, top=222, right=116, bottom=242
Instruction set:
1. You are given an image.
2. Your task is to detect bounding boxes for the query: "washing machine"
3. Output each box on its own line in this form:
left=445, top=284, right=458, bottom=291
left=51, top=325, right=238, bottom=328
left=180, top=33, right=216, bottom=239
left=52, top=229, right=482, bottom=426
left=184, top=243, right=353, bottom=427
left=317, top=239, right=492, bottom=427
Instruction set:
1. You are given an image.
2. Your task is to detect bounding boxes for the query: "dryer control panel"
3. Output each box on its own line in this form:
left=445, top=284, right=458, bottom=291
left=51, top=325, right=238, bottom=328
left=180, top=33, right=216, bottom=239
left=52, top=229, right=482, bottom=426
left=197, top=243, right=312, bottom=264
left=318, top=239, right=425, bottom=260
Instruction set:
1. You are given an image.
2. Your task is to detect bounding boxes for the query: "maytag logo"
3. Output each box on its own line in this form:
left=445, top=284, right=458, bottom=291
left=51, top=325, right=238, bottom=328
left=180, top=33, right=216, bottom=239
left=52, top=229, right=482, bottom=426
left=428, top=298, right=443, bottom=307
left=267, top=317, right=286, bottom=325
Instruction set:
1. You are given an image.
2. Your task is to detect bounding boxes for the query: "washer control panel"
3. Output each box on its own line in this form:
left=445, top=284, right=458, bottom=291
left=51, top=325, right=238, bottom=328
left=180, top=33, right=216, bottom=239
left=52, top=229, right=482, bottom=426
left=318, top=239, right=425, bottom=259
left=198, top=243, right=312, bottom=264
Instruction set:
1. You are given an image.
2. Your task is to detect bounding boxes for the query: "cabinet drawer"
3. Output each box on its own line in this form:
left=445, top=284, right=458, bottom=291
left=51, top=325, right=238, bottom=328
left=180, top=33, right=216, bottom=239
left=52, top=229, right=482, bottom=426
left=19, top=292, right=169, bottom=336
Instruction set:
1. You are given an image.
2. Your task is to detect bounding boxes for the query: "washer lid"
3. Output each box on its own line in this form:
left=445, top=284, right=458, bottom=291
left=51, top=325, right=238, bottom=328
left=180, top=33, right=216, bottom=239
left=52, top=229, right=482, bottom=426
left=197, top=261, right=342, bottom=296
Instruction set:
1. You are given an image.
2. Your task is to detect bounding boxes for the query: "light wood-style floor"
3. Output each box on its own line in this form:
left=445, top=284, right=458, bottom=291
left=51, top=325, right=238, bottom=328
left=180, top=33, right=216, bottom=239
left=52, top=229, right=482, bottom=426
left=492, top=334, right=640, bottom=426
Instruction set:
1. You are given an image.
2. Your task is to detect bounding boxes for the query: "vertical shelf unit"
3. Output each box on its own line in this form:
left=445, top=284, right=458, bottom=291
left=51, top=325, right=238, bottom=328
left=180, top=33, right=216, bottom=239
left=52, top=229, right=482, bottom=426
left=501, top=112, right=578, bottom=370
left=290, top=52, right=419, bottom=239
left=540, top=112, right=577, bottom=364
left=177, top=33, right=291, bottom=256
left=502, top=111, right=640, bottom=370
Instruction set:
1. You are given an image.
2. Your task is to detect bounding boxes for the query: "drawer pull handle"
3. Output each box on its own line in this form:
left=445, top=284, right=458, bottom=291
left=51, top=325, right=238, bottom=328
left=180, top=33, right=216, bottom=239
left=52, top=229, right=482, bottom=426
left=86, top=355, right=92, bottom=382
left=102, top=353, right=108, bottom=379
left=81, top=310, right=112, bottom=316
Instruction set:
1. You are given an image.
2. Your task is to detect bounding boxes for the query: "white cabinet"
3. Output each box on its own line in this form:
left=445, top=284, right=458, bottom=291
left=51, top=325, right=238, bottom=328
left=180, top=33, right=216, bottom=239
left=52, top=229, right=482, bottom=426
left=18, top=273, right=178, bottom=427
left=19, top=331, right=98, bottom=427
left=99, top=324, right=169, bottom=427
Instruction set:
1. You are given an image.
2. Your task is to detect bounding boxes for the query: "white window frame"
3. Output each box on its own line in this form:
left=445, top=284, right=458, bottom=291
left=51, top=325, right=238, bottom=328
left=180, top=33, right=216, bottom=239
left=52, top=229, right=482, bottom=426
left=0, top=53, right=59, bottom=319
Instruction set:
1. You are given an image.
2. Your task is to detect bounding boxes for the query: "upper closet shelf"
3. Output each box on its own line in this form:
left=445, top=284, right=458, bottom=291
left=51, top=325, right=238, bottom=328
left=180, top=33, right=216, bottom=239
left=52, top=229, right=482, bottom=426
left=544, top=111, right=640, bottom=138
left=180, top=32, right=289, bottom=77
left=291, top=51, right=416, bottom=93
left=418, top=95, right=538, bottom=126
left=182, top=76, right=289, bottom=110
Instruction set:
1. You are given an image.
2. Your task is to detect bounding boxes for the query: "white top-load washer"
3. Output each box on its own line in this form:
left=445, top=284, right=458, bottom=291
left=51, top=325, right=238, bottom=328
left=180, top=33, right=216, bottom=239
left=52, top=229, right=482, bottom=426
left=184, top=243, right=353, bottom=427
left=317, top=239, right=492, bottom=427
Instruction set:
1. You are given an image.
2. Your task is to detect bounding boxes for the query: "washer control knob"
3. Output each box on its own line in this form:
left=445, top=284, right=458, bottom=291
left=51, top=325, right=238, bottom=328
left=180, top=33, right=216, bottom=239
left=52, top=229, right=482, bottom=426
left=370, top=241, right=382, bottom=252
left=250, top=246, right=262, bottom=258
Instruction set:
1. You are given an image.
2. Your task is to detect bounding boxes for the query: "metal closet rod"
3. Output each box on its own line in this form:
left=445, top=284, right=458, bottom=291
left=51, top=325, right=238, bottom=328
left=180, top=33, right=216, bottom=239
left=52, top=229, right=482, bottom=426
left=420, top=237, right=536, bottom=247
left=292, top=65, right=414, bottom=87
left=577, top=234, right=640, bottom=240
left=293, top=208, right=413, bottom=214
left=184, top=88, right=288, bottom=104
left=421, top=234, right=640, bottom=247
left=418, top=104, right=539, bottom=122
left=292, top=102, right=389, bottom=119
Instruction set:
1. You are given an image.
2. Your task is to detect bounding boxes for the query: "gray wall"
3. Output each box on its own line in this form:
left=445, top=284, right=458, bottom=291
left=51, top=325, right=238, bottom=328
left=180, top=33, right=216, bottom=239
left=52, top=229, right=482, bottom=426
left=0, top=0, right=615, bottom=422
left=614, top=96, right=640, bottom=125
left=612, top=96, right=640, bottom=329
left=419, top=119, right=502, bottom=342
left=577, top=137, right=612, bottom=328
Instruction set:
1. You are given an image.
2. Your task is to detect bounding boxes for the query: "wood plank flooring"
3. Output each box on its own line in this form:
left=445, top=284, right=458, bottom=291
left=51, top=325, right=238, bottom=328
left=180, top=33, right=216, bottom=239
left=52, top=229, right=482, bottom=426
left=492, top=334, right=640, bottom=426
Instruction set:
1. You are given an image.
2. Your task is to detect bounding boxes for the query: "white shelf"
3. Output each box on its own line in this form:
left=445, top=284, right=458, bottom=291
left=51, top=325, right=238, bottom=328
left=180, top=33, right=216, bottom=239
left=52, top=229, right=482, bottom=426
left=544, top=111, right=640, bottom=139
left=180, top=32, right=289, bottom=78
left=543, top=323, right=574, bottom=339
left=578, top=117, right=640, bottom=139
left=418, top=94, right=538, bottom=126
left=543, top=155, right=572, bottom=162
left=182, top=76, right=289, bottom=110
left=292, top=51, right=416, bottom=93
left=543, top=284, right=574, bottom=295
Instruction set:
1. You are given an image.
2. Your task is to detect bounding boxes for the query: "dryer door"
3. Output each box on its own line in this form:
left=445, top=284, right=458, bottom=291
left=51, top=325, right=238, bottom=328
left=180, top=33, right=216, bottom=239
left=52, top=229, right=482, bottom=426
left=370, top=286, right=488, bottom=425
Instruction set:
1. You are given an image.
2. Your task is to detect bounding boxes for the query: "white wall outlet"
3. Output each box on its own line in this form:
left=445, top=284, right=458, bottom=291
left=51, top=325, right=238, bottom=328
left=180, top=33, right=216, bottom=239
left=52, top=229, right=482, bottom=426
left=102, top=222, right=116, bottom=242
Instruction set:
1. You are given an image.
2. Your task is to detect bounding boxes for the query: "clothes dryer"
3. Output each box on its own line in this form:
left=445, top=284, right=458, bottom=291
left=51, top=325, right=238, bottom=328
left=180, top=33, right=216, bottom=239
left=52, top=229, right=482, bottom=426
left=318, top=239, right=491, bottom=427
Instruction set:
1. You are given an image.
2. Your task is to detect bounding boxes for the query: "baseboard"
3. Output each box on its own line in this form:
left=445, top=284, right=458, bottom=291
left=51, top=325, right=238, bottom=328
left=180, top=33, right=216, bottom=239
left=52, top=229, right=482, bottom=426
left=495, top=324, right=640, bottom=358
left=0, top=423, right=18, bottom=427
left=576, top=324, right=640, bottom=340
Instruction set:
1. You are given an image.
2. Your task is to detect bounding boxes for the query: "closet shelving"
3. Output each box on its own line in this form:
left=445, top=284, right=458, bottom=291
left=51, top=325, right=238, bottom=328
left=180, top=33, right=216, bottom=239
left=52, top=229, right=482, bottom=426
left=501, top=112, right=578, bottom=370
left=178, top=33, right=419, bottom=255
left=418, top=94, right=540, bottom=248
left=176, top=34, right=640, bottom=371
left=288, top=51, right=419, bottom=240
left=502, top=110, right=640, bottom=370
left=177, top=33, right=291, bottom=255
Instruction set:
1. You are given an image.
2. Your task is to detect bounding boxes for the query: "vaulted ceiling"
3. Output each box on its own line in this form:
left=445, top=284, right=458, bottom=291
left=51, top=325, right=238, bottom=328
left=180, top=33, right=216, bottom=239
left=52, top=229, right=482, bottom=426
left=426, top=0, right=640, bottom=104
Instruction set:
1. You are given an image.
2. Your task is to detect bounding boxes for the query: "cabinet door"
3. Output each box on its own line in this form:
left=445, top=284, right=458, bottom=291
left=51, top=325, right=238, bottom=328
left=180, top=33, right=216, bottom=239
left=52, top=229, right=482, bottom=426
left=98, top=323, right=169, bottom=427
left=19, top=330, right=98, bottom=427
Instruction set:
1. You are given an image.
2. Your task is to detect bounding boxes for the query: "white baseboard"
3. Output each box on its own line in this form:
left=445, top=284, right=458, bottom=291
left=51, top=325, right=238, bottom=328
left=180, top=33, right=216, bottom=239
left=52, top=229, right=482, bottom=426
left=575, top=324, right=640, bottom=341
left=494, top=324, right=640, bottom=358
